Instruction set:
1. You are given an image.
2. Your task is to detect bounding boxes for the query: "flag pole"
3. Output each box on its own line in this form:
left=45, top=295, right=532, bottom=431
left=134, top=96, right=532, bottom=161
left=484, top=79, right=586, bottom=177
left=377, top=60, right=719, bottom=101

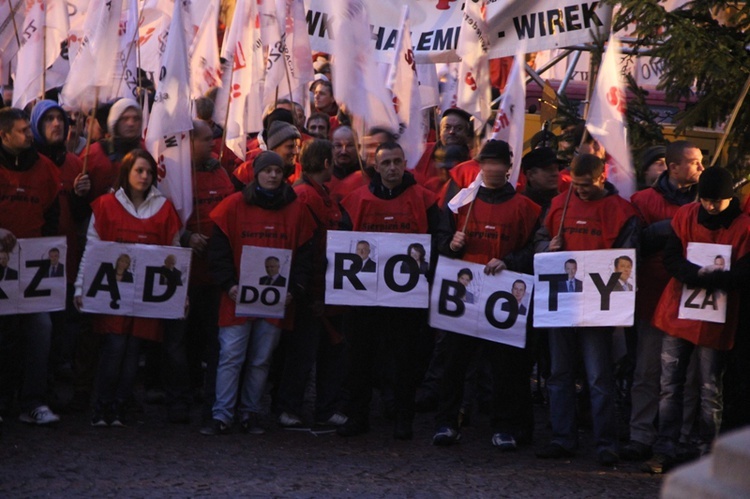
left=81, top=87, right=100, bottom=175
left=218, top=63, right=235, bottom=164
left=461, top=197, right=476, bottom=233
left=710, top=72, right=750, bottom=167
left=10, top=2, right=21, bottom=49
left=41, top=19, right=46, bottom=100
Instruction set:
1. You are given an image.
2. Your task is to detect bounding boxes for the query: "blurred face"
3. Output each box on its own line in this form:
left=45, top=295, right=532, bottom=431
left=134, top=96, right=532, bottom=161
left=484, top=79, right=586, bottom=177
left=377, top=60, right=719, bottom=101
left=410, top=248, right=421, bottom=262
left=564, top=262, right=577, bottom=279
left=672, top=147, right=704, bottom=186
left=579, top=139, right=605, bottom=159
left=512, top=282, right=526, bottom=303
left=376, top=148, right=406, bottom=189
left=480, top=159, right=509, bottom=189
left=356, top=242, right=370, bottom=260
left=191, top=124, right=214, bottom=164
left=128, top=158, right=153, bottom=196
left=116, top=256, right=130, bottom=272
left=313, top=84, right=333, bottom=110
left=458, top=273, right=471, bottom=287
left=265, top=258, right=280, bottom=276
left=0, top=252, right=8, bottom=267
left=700, top=197, right=732, bottom=215
left=257, top=164, right=284, bottom=190
left=273, top=138, right=300, bottom=167
left=644, top=158, right=667, bottom=185
left=49, top=250, right=60, bottom=265
left=307, top=117, right=329, bottom=139
left=294, top=105, right=306, bottom=127
left=615, top=259, right=632, bottom=281
left=526, top=164, right=560, bottom=192
left=440, top=115, right=470, bottom=146
left=715, top=256, right=726, bottom=268
left=571, top=172, right=605, bottom=201
left=1, top=118, right=33, bottom=152
left=116, top=108, right=142, bottom=140
left=332, top=129, right=357, bottom=167
left=364, top=132, right=389, bottom=167
left=41, top=109, right=66, bottom=144
left=164, top=255, right=176, bottom=269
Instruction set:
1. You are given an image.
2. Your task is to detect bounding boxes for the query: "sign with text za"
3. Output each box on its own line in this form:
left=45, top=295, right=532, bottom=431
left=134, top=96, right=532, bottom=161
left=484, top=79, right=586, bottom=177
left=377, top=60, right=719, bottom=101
left=678, top=242, right=731, bottom=324
left=0, top=237, right=67, bottom=315
left=81, top=242, right=191, bottom=319
left=325, top=230, right=431, bottom=308
left=236, top=246, right=292, bottom=319
left=533, top=249, right=636, bottom=328
left=429, top=256, right=533, bottom=348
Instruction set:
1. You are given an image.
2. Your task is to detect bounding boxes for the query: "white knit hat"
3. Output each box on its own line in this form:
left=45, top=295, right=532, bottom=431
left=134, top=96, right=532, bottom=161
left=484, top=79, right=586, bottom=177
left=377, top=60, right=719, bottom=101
left=107, top=98, right=141, bottom=136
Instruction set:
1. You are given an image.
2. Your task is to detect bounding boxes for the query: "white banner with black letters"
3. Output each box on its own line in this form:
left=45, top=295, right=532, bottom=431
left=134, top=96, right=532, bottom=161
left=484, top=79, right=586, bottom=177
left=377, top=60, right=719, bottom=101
left=678, top=242, right=731, bottom=324
left=236, top=246, right=293, bottom=319
left=80, top=242, right=191, bottom=319
left=0, top=237, right=67, bottom=315
left=429, top=256, right=533, bottom=348
left=325, top=230, right=431, bottom=308
left=533, top=249, right=636, bottom=328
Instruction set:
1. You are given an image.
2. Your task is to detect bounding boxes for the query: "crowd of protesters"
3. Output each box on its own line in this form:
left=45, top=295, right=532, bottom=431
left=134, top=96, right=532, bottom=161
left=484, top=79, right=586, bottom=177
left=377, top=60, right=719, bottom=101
left=1, top=59, right=749, bottom=476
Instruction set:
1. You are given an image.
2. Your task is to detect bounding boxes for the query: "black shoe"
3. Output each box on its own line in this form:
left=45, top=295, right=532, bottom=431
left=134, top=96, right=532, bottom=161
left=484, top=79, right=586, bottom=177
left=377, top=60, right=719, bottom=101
left=642, top=453, right=674, bottom=474
left=336, top=419, right=369, bottom=437
left=597, top=449, right=619, bottom=466
left=621, top=441, right=652, bottom=461
left=167, top=405, right=190, bottom=424
left=200, top=418, right=230, bottom=436
left=394, top=418, right=413, bottom=440
left=240, top=413, right=265, bottom=435
left=536, top=443, right=575, bottom=459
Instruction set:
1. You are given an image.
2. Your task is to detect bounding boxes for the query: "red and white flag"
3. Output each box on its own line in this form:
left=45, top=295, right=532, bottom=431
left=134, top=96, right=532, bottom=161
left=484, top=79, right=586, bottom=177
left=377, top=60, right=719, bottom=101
left=387, top=6, right=426, bottom=171
left=61, top=0, right=123, bottom=110
left=13, top=0, right=70, bottom=109
left=448, top=171, right=484, bottom=214
left=145, top=0, right=193, bottom=225
left=189, top=0, right=221, bottom=99
left=491, top=45, right=526, bottom=188
left=213, top=0, right=264, bottom=160
left=111, top=0, right=139, bottom=101
left=330, top=0, right=397, bottom=130
left=455, top=0, right=492, bottom=133
left=586, top=34, right=636, bottom=200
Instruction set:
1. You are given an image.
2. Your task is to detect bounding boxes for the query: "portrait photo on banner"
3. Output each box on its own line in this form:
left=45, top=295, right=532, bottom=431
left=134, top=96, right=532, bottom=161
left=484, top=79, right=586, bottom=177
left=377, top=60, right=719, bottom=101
left=236, top=246, right=293, bottom=319
left=533, top=249, right=636, bottom=328
left=678, top=242, right=732, bottom=324
left=325, top=230, right=431, bottom=308
left=429, top=255, right=533, bottom=349
left=1, top=236, right=67, bottom=315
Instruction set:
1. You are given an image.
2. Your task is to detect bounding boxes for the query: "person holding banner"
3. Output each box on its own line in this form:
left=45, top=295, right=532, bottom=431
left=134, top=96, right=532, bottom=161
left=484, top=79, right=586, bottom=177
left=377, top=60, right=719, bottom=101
left=536, top=153, right=640, bottom=466
left=432, top=140, right=541, bottom=449
left=205, top=151, right=314, bottom=436
left=337, top=141, right=439, bottom=440
left=645, top=167, right=750, bottom=474
left=74, top=149, right=182, bottom=427
left=0, top=107, right=61, bottom=426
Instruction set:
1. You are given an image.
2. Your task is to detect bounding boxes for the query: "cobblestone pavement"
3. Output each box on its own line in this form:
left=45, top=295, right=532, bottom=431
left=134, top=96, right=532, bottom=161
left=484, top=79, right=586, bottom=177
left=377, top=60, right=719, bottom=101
left=0, top=399, right=663, bottom=498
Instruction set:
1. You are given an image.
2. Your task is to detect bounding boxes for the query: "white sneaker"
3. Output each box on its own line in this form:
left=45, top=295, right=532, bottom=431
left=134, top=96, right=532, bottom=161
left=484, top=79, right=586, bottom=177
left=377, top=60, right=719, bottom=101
left=19, top=405, right=60, bottom=425
left=318, top=412, right=348, bottom=426
left=278, top=412, right=303, bottom=428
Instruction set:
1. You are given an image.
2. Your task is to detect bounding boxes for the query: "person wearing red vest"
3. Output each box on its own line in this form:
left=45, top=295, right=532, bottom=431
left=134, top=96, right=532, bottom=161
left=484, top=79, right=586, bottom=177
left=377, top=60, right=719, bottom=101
left=536, top=154, right=640, bottom=466
left=336, top=142, right=439, bottom=440
left=276, top=139, right=348, bottom=428
left=204, top=151, right=315, bottom=436
left=431, top=140, right=542, bottom=449
left=622, top=141, right=702, bottom=462
left=644, top=167, right=750, bottom=474
left=0, top=108, right=61, bottom=426
left=412, top=107, right=474, bottom=186
left=74, top=149, right=181, bottom=427
left=326, top=126, right=361, bottom=201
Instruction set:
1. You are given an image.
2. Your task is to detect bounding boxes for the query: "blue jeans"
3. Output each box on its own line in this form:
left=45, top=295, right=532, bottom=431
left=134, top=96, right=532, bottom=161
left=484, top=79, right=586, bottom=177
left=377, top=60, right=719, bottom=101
left=548, top=327, right=617, bottom=453
left=213, top=320, right=281, bottom=424
left=629, top=319, right=664, bottom=445
left=94, top=333, right=143, bottom=411
left=653, top=335, right=725, bottom=457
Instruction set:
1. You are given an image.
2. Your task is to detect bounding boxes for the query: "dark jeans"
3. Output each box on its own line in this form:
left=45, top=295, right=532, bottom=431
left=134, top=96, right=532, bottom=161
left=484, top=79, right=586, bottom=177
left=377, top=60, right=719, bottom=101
left=341, top=307, right=423, bottom=424
left=435, top=331, right=533, bottom=439
left=186, top=285, right=221, bottom=423
left=94, top=333, right=143, bottom=411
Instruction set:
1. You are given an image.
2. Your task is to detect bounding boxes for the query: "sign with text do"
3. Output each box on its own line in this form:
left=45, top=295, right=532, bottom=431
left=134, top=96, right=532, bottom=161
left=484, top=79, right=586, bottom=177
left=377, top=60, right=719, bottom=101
left=236, top=246, right=292, bottom=319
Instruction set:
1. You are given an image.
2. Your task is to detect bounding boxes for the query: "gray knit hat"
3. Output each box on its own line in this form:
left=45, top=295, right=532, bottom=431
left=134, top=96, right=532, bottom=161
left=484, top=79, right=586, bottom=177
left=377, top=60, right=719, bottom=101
left=266, top=121, right=301, bottom=151
left=253, top=151, right=285, bottom=177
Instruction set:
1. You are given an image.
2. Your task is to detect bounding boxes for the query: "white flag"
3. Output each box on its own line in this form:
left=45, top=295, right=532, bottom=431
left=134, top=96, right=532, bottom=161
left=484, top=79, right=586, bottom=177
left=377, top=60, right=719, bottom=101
left=417, top=63, right=440, bottom=110
left=387, top=6, right=425, bottom=171
left=12, top=1, right=45, bottom=109
left=61, top=0, right=124, bottom=110
left=189, top=0, right=221, bottom=99
left=112, top=0, right=139, bottom=101
left=330, top=0, right=397, bottom=130
left=455, top=0, right=492, bottom=133
left=213, top=0, right=264, bottom=160
left=137, top=0, right=172, bottom=76
left=145, top=0, right=193, bottom=225
left=586, top=35, right=636, bottom=200
left=280, top=0, right=315, bottom=103
left=492, top=45, right=527, bottom=188
left=448, top=171, right=484, bottom=214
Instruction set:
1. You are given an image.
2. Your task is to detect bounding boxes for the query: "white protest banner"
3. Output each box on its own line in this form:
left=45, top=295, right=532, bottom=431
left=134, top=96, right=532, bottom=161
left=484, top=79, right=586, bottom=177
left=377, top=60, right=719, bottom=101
left=235, top=246, right=293, bottom=319
left=678, top=242, right=731, bottom=324
left=429, top=256, right=533, bottom=348
left=325, top=231, right=431, bottom=308
left=304, top=0, right=611, bottom=63
left=0, top=237, right=67, bottom=316
left=534, top=249, right=636, bottom=328
left=81, top=241, right=191, bottom=319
